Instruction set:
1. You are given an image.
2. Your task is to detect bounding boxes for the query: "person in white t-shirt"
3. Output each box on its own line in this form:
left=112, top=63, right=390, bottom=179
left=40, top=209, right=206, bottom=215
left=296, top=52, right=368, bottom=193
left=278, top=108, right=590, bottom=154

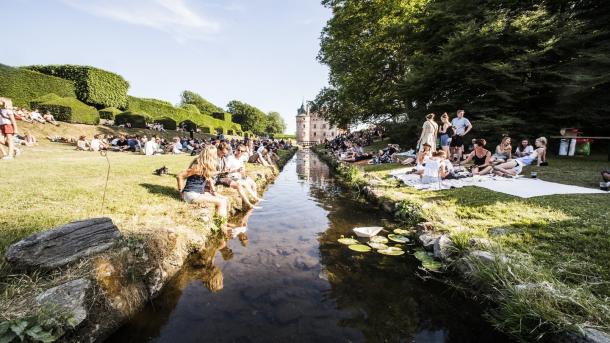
left=90, top=134, right=106, bottom=152
left=449, top=110, right=472, bottom=162
left=514, top=138, right=534, bottom=157
left=226, top=144, right=262, bottom=202
left=172, top=137, right=183, bottom=154
left=144, top=137, right=157, bottom=156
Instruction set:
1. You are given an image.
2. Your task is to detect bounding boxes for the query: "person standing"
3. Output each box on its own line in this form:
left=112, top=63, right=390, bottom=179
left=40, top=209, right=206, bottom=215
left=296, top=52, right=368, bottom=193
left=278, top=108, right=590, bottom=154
left=0, top=99, right=19, bottom=160
left=439, top=113, right=453, bottom=156
left=418, top=113, right=438, bottom=152
left=449, top=109, right=472, bottom=162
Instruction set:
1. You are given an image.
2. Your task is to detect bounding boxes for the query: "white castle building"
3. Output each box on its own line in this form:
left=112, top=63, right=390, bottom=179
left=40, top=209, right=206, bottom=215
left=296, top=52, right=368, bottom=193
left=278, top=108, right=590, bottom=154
left=295, top=102, right=343, bottom=145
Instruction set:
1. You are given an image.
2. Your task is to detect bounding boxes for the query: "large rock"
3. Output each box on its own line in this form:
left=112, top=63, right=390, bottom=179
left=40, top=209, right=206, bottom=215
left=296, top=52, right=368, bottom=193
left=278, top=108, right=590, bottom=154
left=418, top=233, right=437, bottom=251
left=5, top=217, right=121, bottom=270
left=36, top=278, right=91, bottom=327
left=433, top=234, right=454, bottom=260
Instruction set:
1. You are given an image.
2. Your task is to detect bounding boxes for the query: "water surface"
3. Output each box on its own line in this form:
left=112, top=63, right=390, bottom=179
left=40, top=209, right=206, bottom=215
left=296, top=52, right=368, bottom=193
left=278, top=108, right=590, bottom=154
left=110, top=150, right=511, bottom=343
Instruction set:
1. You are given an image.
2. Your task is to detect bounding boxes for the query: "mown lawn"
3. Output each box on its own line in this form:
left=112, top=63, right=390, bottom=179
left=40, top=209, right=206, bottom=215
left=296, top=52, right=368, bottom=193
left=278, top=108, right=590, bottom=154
left=352, top=150, right=610, bottom=338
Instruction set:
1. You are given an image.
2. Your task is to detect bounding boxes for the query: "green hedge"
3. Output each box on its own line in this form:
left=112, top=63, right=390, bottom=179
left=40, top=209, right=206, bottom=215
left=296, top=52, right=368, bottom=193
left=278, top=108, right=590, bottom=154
left=181, top=104, right=200, bottom=114
left=0, top=64, right=76, bottom=107
left=155, top=117, right=177, bottom=130
left=30, top=93, right=62, bottom=109
left=212, top=111, right=232, bottom=122
left=24, top=65, right=129, bottom=109
left=115, top=111, right=151, bottom=128
left=30, top=96, right=99, bottom=125
left=99, top=107, right=122, bottom=120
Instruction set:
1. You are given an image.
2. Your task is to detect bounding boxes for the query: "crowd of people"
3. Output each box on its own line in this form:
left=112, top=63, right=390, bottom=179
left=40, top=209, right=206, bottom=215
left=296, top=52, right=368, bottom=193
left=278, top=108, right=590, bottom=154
left=326, top=110, right=550, bottom=184
left=0, top=98, right=56, bottom=159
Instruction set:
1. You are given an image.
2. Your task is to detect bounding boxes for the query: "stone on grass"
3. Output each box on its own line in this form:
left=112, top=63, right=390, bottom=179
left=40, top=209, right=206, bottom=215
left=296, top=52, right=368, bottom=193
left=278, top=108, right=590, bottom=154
left=36, top=278, right=91, bottom=327
left=433, top=234, right=454, bottom=260
left=5, top=218, right=121, bottom=270
left=418, top=233, right=437, bottom=251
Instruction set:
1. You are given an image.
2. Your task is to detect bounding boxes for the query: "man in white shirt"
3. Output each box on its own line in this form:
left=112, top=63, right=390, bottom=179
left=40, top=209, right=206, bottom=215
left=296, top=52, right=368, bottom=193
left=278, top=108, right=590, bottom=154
left=449, top=110, right=472, bottom=162
left=514, top=139, right=534, bottom=157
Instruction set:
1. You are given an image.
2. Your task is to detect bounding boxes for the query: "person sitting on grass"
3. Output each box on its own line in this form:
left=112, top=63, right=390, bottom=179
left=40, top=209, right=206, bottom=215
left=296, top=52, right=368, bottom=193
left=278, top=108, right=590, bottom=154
left=172, top=137, right=183, bottom=154
left=0, top=99, right=18, bottom=160
left=216, top=142, right=261, bottom=209
left=421, top=150, right=451, bottom=184
left=29, top=109, right=46, bottom=124
left=402, top=143, right=432, bottom=173
left=460, top=139, right=493, bottom=175
left=514, top=138, right=534, bottom=157
left=494, top=137, right=547, bottom=177
left=43, top=111, right=60, bottom=126
left=90, top=134, right=107, bottom=152
left=226, top=144, right=263, bottom=202
left=493, top=136, right=512, bottom=163
left=176, top=145, right=229, bottom=222
left=76, top=135, right=89, bottom=151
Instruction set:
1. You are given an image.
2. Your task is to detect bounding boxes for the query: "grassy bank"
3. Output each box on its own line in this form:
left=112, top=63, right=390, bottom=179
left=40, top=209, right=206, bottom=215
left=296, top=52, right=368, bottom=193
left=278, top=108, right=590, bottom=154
left=313, top=145, right=610, bottom=341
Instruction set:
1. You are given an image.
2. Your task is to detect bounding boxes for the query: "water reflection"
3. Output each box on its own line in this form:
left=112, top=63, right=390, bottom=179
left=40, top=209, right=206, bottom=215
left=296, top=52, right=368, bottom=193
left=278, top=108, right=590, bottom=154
left=109, top=150, right=511, bottom=343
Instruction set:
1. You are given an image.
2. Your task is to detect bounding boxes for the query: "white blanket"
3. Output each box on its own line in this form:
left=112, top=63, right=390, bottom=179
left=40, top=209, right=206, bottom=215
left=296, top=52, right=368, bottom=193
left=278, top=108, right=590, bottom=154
left=391, top=171, right=608, bottom=198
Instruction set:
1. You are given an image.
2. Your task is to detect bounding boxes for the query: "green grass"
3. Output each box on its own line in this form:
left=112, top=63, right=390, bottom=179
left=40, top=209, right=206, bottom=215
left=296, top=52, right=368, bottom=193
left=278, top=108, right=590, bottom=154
left=319, top=145, right=610, bottom=339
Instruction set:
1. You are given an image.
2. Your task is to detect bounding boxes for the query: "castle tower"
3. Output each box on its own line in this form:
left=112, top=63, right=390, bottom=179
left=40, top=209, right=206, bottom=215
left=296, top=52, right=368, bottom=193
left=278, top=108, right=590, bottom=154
left=296, top=101, right=310, bottom=144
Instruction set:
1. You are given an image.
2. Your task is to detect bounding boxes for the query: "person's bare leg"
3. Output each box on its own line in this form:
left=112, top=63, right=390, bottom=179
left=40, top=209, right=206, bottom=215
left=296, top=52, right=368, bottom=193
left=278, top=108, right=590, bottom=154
left=602, top=172, right=610, bottom=182
left=231, top=182, right=256, bottom=208
left=6, top=133, right=15, bottom=157
left=479, top=166, right=493, bottom=175
left=191, top=193, right=228, bottom=217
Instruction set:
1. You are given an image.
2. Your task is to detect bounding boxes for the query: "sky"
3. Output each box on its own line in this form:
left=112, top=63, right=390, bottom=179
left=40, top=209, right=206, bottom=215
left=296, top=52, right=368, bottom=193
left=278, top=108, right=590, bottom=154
left=2, top=0, right=332, bottom=134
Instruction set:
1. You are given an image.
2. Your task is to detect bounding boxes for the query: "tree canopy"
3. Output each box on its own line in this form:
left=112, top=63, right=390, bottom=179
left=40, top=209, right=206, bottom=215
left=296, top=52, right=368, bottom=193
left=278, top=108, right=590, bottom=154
left=315, top=0, right=610, bottom=144
left=265, top=111, right=287, bottom=134
left=180, top=90, right=223, bottom=117
left=226, top=100, right=267, bottom=134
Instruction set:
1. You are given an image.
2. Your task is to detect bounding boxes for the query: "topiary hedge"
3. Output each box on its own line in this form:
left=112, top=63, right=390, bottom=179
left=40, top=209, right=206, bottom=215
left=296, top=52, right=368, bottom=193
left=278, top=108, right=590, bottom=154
left=0, top=64, right=76, bottom=107
left=181, top=104, right=200, bottom=114
left=115, top=111, right=151, bottom=128
left=155, top=117, right=177, bottom=130
left=31, top=97, right=99, bottom=125
left=30, top=93, right=62, bottom=109
left=98, top=107, right=122, bottom=120
left=23, top=65, right=129, bottom=109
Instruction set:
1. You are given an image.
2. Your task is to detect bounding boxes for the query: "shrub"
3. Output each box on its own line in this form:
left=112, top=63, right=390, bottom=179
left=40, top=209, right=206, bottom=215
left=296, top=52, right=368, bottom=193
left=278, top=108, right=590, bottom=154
left=23, top=65, right=129, bottom=109
left=212, top=112, right=232, bottom=122
left=179, top=120, right=198, bottom=132
left=29, top=93, right=62, bottom=109
left=32, top=97, right=99, bottom=125
left=155, top=117, right=177, bottom=130
left=0, top=64, right=76, bottom=107
left=98, top=107, right=122, bottom=120
left=181, top=104, right=200, bottom=114
left=115, top=111, right=151, bottom=128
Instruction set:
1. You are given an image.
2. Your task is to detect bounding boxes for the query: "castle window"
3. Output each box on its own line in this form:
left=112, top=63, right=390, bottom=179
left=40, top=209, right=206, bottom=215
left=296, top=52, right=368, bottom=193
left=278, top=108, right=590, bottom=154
left=313, top=132, right=316, bottom=136
left=303, top=125, right=305, bottom=128
left=314, top=124, right=316, bottom=129
left=322, top=124, right=326, bottom=129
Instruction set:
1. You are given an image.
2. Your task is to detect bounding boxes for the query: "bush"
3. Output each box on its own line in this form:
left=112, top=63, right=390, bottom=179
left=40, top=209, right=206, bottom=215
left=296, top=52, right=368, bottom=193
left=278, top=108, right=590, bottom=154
left=30, top=93, right=62, bottom=109
left=179, top=120, right=198, bottom=132
left=98, top=107, right=122, bottom=120
left=31, top=97, right=99, bottom=125
left=115, top=111, right=151, bottom=128
left=212, top=112, right=232, bottom=122
left=155, top=117, right=177, bottom=130
left=23, top=65, right=129, bottom=109
left=0, top=64, right=76, bottom=107
left=181, top=104, right=200, bottom=114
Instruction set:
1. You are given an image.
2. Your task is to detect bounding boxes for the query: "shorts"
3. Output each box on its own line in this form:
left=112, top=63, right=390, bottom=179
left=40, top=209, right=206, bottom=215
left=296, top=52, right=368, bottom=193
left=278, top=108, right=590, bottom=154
left=513, top=159, right=525, bottom=175
left=440, top=134, right=450, bottom=147
left=449, top=135, right=463, bottom=147
left=0, top=124, right=14, bottom=135
left=216, top=177, right=234, bottom=187
left=183, top=191, right=206, bottom=204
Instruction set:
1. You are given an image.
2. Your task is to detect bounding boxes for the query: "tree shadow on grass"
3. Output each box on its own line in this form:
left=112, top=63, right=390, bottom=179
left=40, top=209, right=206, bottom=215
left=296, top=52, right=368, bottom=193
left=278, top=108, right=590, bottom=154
left=140, top=183, right=181, bottom=200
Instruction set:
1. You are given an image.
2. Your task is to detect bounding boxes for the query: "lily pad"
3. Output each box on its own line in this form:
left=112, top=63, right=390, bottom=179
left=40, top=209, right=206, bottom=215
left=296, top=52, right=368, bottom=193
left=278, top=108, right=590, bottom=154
left=370, top=236, right=389, bottom=244
left=414, top=249, right=443, bottom=271
left=338, top=237, right=359, bottom=245
left=348, top=244, right=371, bottom=252
left=393, top=228, right=411, bottom=235
left=368, top=242, right=389, bottom=250
left=378, top=247, right=405, bottom=256
left=388, top=234, right=409, bottom=243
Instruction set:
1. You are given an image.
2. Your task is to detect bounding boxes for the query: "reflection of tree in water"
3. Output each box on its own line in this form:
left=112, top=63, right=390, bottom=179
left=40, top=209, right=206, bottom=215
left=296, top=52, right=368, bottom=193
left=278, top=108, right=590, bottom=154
left=295, top=149, right=331, bottom=186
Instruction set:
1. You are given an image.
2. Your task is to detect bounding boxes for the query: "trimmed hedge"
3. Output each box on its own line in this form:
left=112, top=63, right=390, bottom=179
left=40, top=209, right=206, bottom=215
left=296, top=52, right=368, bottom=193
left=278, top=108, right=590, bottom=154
left=24, top=65, right=129, bottom=109
left=155, top=117, right=177, bottom=130
left=99, top=107, right=122, bottom=120
left=0, top=64, right=76, bottom=107
left=30, top=96, right=99, bottom=125
left=181, top=104, right=200, bottom=114
left=115, top=111, right=151, bottom=128
left=212, top=112, right=232, bottom=122
left=30, top=93, right=62, bottom=109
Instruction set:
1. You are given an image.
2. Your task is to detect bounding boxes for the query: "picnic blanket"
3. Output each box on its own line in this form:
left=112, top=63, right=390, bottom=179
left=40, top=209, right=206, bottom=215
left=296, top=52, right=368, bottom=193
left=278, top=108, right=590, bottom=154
left=390, top=170, right=608, bottom=198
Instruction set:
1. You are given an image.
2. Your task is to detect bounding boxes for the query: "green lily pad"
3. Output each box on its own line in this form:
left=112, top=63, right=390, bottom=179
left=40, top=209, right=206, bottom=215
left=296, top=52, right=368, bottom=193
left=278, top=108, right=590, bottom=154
left=393, top=228, right=411, bottom=235
left=368, top=242, right=389, bottom=250
left=370, top=236, right=389, bottom=244
left=388, top=234, right=409, bottom=243
left=378, top=247, right=405, bottom=256
left=414, top=249, right=442, bottom=271
left=348, top=244, right=371, bottom=252
left=338, top=237, right=359, bottom=245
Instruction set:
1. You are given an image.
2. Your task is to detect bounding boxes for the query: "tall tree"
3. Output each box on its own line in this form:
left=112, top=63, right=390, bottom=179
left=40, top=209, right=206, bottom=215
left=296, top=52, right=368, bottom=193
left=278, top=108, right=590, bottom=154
left=226, top=100, right=267, bottom=134
left=265, top=111, right=287, bottom=134
left=180, top=90, right=223, bottom=116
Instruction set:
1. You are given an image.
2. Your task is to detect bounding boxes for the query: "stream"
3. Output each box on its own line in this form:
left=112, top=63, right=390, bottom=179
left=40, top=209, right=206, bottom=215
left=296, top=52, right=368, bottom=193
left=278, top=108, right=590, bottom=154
left=109, top=149, right=511, bottom=342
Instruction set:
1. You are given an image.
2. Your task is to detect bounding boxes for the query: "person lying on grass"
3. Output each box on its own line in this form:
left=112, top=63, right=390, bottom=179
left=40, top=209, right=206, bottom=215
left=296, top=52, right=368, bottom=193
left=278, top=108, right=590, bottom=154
left=460, top=139, right=493, bottom=175
left=176, top=145, right=229, bottom=221
left=494, top=137, right=547, bottom=177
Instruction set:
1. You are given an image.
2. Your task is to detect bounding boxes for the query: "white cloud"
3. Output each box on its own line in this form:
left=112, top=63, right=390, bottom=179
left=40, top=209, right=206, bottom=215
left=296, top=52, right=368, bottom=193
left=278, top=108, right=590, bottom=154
left=61, top=0, right=220, bottom=42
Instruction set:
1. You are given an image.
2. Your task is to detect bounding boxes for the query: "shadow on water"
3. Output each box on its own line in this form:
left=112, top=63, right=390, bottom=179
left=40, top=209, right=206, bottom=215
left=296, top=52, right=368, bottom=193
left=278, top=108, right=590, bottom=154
left=110, top=150, right=513, bottom=343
